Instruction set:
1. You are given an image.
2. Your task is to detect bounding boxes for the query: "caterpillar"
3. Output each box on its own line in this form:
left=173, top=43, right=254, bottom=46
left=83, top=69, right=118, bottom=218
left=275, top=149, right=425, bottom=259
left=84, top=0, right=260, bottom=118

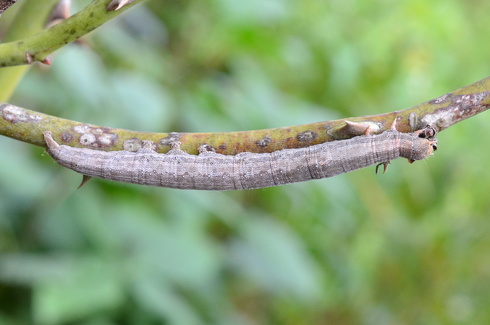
left=43, top=126, right=437, bottom=190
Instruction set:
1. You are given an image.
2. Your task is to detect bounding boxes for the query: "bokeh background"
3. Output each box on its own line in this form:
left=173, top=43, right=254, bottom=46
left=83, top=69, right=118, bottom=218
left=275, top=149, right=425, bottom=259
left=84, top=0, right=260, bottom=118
left=2, top=0, right=490, bottom=324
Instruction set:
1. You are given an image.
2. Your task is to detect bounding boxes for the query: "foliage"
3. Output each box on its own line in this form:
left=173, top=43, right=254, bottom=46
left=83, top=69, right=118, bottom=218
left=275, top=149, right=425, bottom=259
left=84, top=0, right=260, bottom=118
left=2, top=0, right=490, bottom=324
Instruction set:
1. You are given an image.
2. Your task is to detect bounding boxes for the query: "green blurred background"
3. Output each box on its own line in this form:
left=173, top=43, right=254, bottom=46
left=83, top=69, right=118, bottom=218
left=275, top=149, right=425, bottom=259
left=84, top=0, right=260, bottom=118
left=2, top=0, right=490, bottom=324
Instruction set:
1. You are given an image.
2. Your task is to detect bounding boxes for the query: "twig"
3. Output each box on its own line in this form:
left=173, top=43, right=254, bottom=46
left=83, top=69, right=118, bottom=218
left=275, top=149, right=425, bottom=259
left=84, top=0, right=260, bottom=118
left=1, top=76, right=489, bottom=155
left=0, top=0, right=61, bottom=101
left=0, top=0, right=145, bottom=67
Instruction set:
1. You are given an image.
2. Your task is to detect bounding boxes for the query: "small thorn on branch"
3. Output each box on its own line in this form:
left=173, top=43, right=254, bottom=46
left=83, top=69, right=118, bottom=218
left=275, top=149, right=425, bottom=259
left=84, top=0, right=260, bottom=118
left=106, top=0, right=136, bottom=11
left=41, top=56, right=52, bottom=65
left=25, top=52, right=34, bottom=64
left=25, top=52, right=52, bottom=65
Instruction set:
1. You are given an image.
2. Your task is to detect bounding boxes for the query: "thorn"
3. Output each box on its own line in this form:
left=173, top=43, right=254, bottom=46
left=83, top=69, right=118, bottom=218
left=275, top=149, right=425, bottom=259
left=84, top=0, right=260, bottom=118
left=363, top=125, right=372, bottom=136
left=78, top=175, right=92, bottom=189
left=25, top=52, right=34, bottom=64
left=389, top=116, right=401, bottom=130
left=25, top=52, right=52, bottom=65
left=106, top=0, right=136, bottom=11
left=345, top=120, right=372, bottom=135
left=41, top=56, right=52, bottom=65
left=327, top=121, right=381, bottom=140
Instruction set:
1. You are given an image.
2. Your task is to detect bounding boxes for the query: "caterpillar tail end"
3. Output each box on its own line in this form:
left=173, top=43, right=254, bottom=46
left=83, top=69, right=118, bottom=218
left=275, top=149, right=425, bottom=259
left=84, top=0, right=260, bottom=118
left=43, top=131, right=60, bottom=151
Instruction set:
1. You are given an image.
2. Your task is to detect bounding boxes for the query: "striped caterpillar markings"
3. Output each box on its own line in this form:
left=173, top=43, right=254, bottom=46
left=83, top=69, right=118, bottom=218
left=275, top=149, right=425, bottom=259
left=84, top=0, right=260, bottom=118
left=0, top=0, right=16, bottom=14
left=43, top=127, right=438, bottom=190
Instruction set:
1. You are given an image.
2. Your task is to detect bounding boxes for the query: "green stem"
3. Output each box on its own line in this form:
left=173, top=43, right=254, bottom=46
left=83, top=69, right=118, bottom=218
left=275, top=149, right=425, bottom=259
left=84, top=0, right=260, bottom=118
left=0, top=0, right=144, bottom=68
left=1, top=76, right=489, bottom=155
left=0, top=0, right=60, bottom=101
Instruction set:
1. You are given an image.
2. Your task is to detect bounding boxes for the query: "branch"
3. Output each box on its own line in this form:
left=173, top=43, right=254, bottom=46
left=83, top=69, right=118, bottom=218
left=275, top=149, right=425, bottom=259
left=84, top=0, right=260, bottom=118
left=1, top=76, right=489, bottom=155
left=0, top=0, right=61, bottom=101
left=0, top=0, right=145, bottom=67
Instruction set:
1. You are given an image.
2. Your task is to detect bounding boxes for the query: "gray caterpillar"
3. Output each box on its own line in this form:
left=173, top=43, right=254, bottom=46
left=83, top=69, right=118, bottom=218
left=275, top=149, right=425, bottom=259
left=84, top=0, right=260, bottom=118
left=0, top=0, right=16, bottom=14
left=43, top=127, right=437, bottom=190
